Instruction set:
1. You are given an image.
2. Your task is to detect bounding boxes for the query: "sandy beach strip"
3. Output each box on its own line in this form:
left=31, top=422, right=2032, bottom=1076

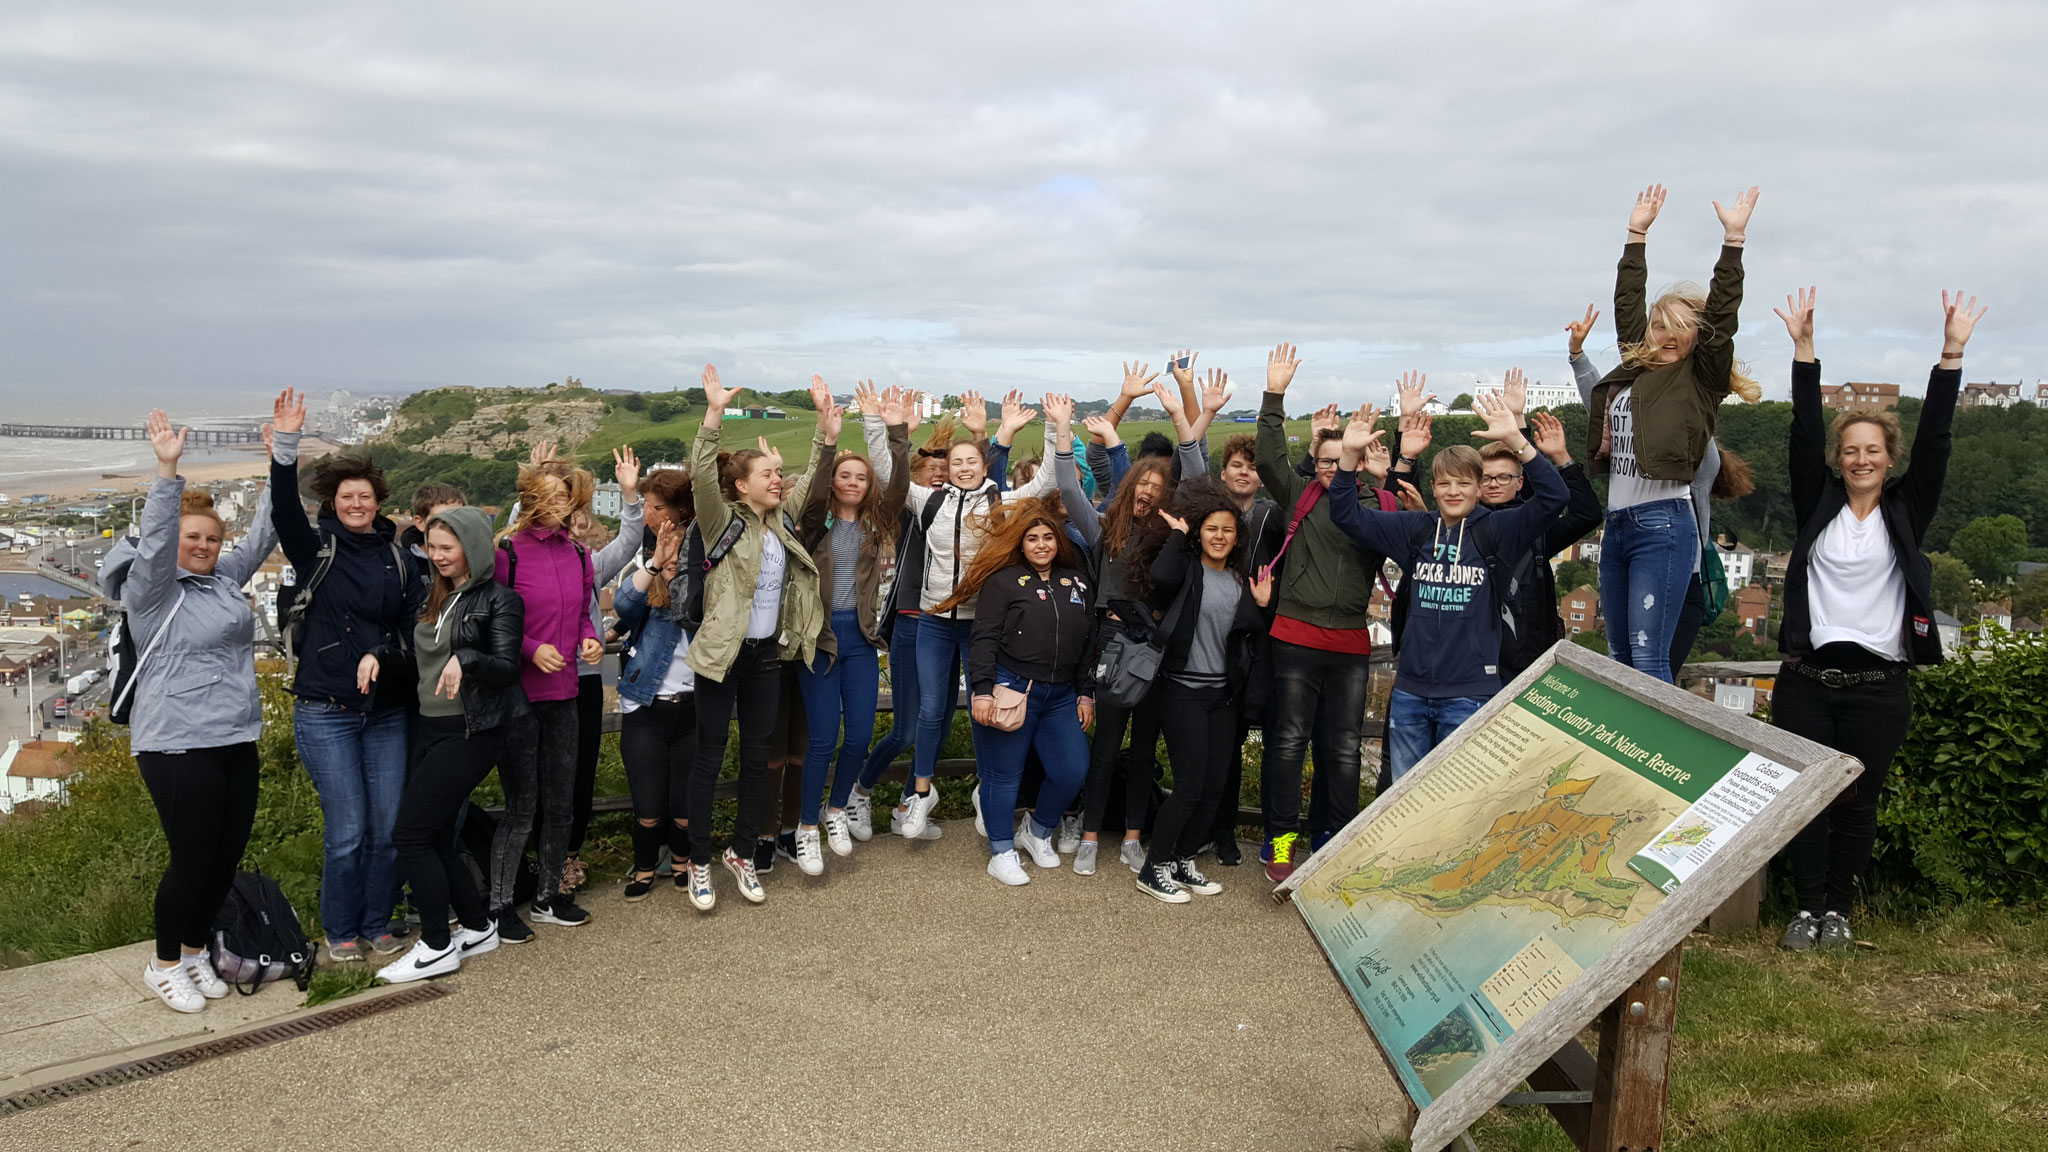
left=3, top=439, right=345, bottom=503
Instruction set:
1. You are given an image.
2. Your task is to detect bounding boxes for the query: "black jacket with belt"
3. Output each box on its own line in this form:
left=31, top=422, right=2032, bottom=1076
left=1777, top=358, right=1957, bottom=666
left=969, top=563, right=1096, bottom=695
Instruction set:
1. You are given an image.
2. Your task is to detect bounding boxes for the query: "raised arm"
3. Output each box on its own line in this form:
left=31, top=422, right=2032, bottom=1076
left=1044, top=394, right=1101, bottom=545
left=213, top=480, right=278, bottom=591
left=857, top=381, right=894, bottom=489
left=1898, top=291, right=1983, bottom=535
left=1256, top=343, right=1306, bottom=502
left=1530, top=411, right=1603, bottom=555
left=691, top=364, right=737, bottom=542
left=1465, top=392, right=1566, bottom=559
left=1168, top=348, right=1200, bottom=427
left=1104, top=361, right=1160, bottom=429
left=1692, top=186, right=1758, bottom=401
left=876, top=419, right=912, bottom=524
left=1776, top=288, right=1828, bottom=529
left=1615, top=184, right=1662, bottom=347
left=265, top=388, right=322, bottom=570
left=126, top=413, right=191, bottom=615
left=1187, top=368, right=1231, bottom=447
left=591, top=446, right=646, bottom=586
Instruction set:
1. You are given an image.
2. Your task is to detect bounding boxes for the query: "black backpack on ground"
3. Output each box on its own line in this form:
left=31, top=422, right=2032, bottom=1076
left=209, top=871, right=316, bottom=995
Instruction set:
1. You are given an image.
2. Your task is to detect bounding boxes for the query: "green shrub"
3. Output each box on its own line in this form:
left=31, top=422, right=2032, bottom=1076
left=1877, top=627, right=2048, bottom=905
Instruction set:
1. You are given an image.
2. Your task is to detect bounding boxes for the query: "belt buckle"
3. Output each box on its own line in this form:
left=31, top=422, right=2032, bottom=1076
left=1818, top=667, right=1847, bottom=689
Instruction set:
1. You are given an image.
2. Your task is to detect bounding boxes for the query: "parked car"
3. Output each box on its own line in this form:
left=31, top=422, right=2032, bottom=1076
left=51, top=696, right=68, bottom=719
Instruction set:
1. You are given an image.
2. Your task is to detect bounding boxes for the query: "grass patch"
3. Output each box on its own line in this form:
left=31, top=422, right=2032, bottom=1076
left=302, top=965, right=382, bottom=1008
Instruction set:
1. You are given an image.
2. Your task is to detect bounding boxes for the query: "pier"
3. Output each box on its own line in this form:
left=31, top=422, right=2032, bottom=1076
left=0, top=422, right=261, bottom=446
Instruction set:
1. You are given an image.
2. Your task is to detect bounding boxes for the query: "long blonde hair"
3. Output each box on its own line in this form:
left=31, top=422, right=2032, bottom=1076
left=497, top=460, right=589, bottom=543
left=1618, top=284, right=1762, bottom=403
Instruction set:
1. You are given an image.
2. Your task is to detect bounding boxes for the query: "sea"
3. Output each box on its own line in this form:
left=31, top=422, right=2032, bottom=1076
left=0, top=435, right=260, bottom=496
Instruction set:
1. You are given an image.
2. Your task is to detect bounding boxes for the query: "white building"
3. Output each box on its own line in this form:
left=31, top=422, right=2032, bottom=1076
left=1, top=737, right=81, bottom=813
left=1717, top=543, right=1754, bottom=592
left=592, top=481, right=623, bottom=519
left=1524, top=382, right=1582, bottom=410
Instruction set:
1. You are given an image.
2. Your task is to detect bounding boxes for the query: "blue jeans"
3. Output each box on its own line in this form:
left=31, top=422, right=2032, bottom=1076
left=1387, top=689, right=1486, bottom=781
left=1599, top=497, right=1697, bottom=684
left=798, top=610, right=882, bottom=824
left=861, top=612, right=959, bottom=801
left=974, top=676, right=1089, bottom=855
left=294, top=701, right=410, bottom=943
left=911, top=614, right=978, bottom=783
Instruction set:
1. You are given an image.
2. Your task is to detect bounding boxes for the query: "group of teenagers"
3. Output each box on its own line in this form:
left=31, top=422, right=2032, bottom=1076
left=109, top=182, right=1990, bottom=1014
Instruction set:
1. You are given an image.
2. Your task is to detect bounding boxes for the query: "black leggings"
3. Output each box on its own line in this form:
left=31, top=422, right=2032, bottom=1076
left=622, top=698, right=696, bottom=872
left=689, top=639, right=782, bottom=866
left=1772, top=647, right=1913, bottom=917
left=568, top=673, right=604, bottom=854
left=393, top=716, right=503, bottom=950
left=1082, top=690, right=1162, bottom=835
left=1145, top=682, right=1237, bottom=868
left=138, top=743, right=260, bottom=963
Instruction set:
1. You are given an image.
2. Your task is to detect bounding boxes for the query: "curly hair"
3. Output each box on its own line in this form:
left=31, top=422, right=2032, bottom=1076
left=1827, top=412, right=1905, bottom=473
left=304, top=450, right=390, bottom=513
left=930, top=498, right=1078, bottom=615
left=1124, top=477, right=1243, bottom=601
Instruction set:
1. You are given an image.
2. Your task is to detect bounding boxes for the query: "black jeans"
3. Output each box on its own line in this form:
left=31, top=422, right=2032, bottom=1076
left=1082, top=691, right=1163, bottom=835
left=690, top=639, right=782, bottom=866
left=1205, top=713, right=1255, bottom=848
left=393, top=716, right=502, bottom=950
left=1261, top=640, right=1371, bottom=844
left=1666, top=574, right=1708, bottom=677
left=1146, top=682, right=1238, bottom=868
left=490, top=697, right=579, bottom=908
left=1773, top=656, right=1913, bottom=917
left=138, top=743, right=260, bottom=963
left=622, top=697, right=697, bottom=872
left=569, top=673, right=604, bottom=854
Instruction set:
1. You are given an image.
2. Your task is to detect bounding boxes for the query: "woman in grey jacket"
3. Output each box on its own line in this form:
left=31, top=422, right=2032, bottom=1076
left=108, top=409, right=278, bottom=1014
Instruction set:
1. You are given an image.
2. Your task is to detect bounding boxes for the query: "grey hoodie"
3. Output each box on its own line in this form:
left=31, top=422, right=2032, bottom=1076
left=101, top=475, right=278, bottom=754
left=412, top=506, right=497, bottom=716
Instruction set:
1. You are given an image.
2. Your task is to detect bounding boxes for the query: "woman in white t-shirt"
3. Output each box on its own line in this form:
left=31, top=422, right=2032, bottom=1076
left=1771, top=286, right=1985, bottom=952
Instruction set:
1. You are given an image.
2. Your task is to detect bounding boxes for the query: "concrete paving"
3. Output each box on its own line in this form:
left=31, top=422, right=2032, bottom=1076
left=2, top=823, right=1411, bottom=1150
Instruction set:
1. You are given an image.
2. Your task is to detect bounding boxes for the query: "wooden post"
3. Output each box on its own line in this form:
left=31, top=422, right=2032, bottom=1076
left=1702, top=868, right=1765, bottom=936
left=1585, top=943, right=1684, bottom=1151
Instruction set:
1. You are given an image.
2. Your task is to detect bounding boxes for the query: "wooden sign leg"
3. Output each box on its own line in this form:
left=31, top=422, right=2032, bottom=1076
left=1585, top=943, right=1684, bottom=1151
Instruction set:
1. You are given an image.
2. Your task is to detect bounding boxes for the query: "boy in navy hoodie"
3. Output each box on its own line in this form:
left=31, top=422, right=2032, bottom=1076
left=1326, top=391, right=1568, bottom=779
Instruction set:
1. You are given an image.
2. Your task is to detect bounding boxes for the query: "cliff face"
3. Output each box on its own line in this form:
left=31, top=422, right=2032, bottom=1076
left=381, top=386, right=605, bottom=456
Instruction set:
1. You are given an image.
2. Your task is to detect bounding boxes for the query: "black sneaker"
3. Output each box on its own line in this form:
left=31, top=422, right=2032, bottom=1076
left=1816, top=912, right=1854, bottom=951
left=494, top=906, right=535, bottom=945
left=754, top=838, right=777, bottom=874
left=774, top=831, right=801, bottom=865
left=1137, top=862, right=1192, bottom=904
left=623, top=875, right=656, bottom=903
left=1172, top=858, right=1224, bottom=896
left=1778, top=911, right=1819, bottom=951
left=1212, top=837, right=1242, bottom=867
left=530, top=892, right=591, bottom=927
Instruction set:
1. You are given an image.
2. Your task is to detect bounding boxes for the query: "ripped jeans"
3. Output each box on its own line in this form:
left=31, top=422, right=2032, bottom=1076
left=1598, top=497, right=1696, bottom=684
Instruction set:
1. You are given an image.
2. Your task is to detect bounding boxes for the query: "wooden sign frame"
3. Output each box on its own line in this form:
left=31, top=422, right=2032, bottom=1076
left=1274, top=641, right=1862, bottom=1152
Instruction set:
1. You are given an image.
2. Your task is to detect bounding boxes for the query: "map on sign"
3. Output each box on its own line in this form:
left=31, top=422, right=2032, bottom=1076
left=1292, top=662, right=1790, bottom=1109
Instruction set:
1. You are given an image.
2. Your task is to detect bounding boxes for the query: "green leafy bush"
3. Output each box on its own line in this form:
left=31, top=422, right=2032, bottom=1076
left=1877, top=627, right=2048, bottom=905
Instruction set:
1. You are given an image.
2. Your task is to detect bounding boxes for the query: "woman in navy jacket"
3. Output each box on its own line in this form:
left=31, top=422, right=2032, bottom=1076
left=1770, top=288, right=1983, bottom=952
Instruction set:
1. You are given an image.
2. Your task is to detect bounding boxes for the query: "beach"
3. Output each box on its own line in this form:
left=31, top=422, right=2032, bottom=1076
left=0, top=438, right=344, bottom=503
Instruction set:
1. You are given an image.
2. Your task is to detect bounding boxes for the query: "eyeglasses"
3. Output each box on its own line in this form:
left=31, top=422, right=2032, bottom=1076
left=1479, top=474, right=1522, bottom=487
left=1313, top=457, right=1343, bottom=469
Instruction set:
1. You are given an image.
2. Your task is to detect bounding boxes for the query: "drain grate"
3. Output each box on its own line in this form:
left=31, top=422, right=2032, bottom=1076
left=0, top=983, right=451, bottom=1117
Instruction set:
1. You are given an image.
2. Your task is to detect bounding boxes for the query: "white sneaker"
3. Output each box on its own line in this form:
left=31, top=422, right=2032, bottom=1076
left=144, top=959, right=205, bottom=1013
left=688, top=863, right=717, bottom=912
left=1057, top=814, right=1082, bottom=854
left=902, top=786, right=941, bottom=838
left=456, top=920, right=499, bottom=959
left=1073, top=840, right=1099, bottom=876
left=181, top=952, right=228, bottom=999
left=723, top=847, right=766, bottom=904
left=823, top=810, right=854, bottom=857
left=846, top=789, right=874, bottom=842
left=381, top=937, right=460, bottom=983
left=890, top=807, right=944, bottom=840
left=794, top=828, right=826, bottom=876
left=972, top=786, right=987, bottom=838
left=987, top=849, right=1031, bottom=887
left=1016, top=819, right=1060, bottom=869
left=843, top=783, right=876, bottom=840
left=1120, top=839, right=1146, bottom=874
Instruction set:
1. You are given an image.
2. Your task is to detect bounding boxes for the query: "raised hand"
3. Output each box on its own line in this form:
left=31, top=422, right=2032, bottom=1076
left=528, top=440, right=557, bottom=466
left=1150, top=380, right=1187, bottom=422
left=1266, top=343, right=1301, bottom=393
left=1469, top=391, right=1528, bottom=446
left=1531, top=411, right=1571, bottom=463
left=1773, top=286, right=1816, bottom=362
left=855, top=379, right=881, bottom=415
left=756, top=436, right=784, bottom=472
left=613, top=445, right=642, bottom=501
left=998, top=390, right=1038, bottom=437
left=1395, top=370, right=1435, bottom=418
left=1714, top=185, right=1760, bottom=243
left=271, top=387, right=307, bottom=435
left=356, top=653, right=380, bottom=694
left=1566, top=304, right=1601, bottom=358
left=1120, top=361, right=1160, bottom=399
left=1249, top=568, right=1274, bottom=608
left=1398, top=410, right=1434, bottom=460
left=1362, top=437, right=1391, bottom=483
left=1159, top=510, right=1190, bottom=535
left=810, top=375, right=835, bottom=430
left=702, top=364, right=737, bottom=412
left=1309, top=403, right=1342, bottom=440
left=1502, top=367, right=1527, bottom=420
left=1042, top=392, right=1075, bottom=433
left=821, top=398, right=844, bottom=441
left=958, top=390, right=988, bottom=436
left=1168, top=349, right=1199, bottom=390
left=1082, top=413, right=1121, bottom=448
left=1396, top=478, right=1428, bottom=512
left=1340, top=402, right=1385, bottom=457
left=146, top=409, right=187, bottom=477
left=435, top=653, right=463, bottom=700
left=1199, top=369, right=1231, bottom=415
left=261, top=423, right=274, bottom=458
left=1942, top=290, right=1987, bottom=356
left=880, top=386, right=910, bottom=427
left=1629, top=183, right=1666, bottom=236
left=651, top=520, right=683, bottom=573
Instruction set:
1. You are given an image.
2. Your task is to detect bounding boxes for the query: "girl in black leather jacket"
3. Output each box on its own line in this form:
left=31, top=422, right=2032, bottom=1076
left=375, top=506, right=529, bottom=981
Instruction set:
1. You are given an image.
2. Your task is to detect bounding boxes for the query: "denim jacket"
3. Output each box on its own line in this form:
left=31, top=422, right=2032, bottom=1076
left=613, top=573, right=693, bottom=706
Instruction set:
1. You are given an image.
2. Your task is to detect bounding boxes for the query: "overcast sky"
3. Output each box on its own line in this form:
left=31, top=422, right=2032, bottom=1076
left=2, top=1, right=2042, bottom=421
